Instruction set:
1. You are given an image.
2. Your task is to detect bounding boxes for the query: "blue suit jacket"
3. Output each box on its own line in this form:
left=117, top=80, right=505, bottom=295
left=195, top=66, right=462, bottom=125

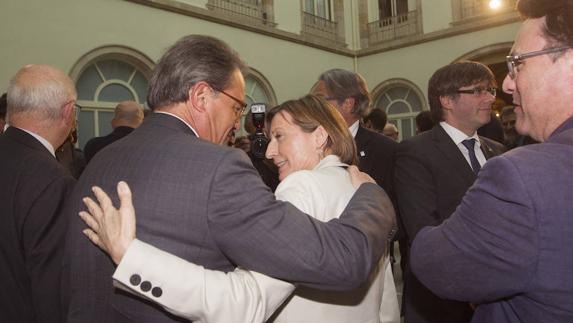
left=411, top=117, right=573, bottom=323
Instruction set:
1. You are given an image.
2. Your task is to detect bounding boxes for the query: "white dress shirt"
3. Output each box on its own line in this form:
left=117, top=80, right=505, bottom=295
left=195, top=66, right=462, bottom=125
left=440, top=121, right=486, bottom=168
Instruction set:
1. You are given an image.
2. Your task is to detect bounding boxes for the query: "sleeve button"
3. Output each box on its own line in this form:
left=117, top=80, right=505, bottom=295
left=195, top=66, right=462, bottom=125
left=129, top=274, right=141, bottom=286
left=151, top=287, right=163, bottom=298
left=140, top=281, right=152, bottom=292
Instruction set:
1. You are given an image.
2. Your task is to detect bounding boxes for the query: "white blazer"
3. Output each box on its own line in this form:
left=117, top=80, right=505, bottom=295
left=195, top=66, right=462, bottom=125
left=113, top=155, right=400, bottom=323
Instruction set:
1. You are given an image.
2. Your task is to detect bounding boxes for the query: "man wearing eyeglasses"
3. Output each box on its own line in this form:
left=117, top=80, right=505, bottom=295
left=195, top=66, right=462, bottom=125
left=409, top=0, right=573, bottom=322
left=64, top=35, right=394, bottom=323
left=394, top=61, right=505, bottom=323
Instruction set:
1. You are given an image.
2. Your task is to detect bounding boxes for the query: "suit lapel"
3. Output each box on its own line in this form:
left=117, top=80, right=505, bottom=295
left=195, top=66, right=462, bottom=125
left=478, top=137, right=496, bottom=160
left=354, top=125, right=371, bottom=166
left=431, top=126, right=476, bottom=183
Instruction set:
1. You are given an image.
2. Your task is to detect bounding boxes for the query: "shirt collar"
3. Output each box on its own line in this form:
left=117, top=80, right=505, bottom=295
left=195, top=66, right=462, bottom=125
left=16, top=127, right=56, bottom=157
left=348, top=120, right=360, bottom=138
left=154, top=111, right=200, bottom=137
left=440, top=121, right=481, bottom=147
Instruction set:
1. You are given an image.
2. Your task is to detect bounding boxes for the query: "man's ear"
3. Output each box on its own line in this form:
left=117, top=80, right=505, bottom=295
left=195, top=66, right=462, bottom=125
left=342, top=97, right=356, bottom=113
left=189, top=81, right=212, bottom=112
left=439, top=95, right=453, bottom=111
left=62, top=101, right=75, bottom=127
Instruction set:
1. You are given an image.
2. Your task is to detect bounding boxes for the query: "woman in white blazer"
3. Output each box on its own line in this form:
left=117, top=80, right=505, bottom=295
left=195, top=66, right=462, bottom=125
left=81, top=94, right=399, bottom=323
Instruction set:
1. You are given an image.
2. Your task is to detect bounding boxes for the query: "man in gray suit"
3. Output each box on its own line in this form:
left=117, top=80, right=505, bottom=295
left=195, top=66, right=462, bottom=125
left=410, top=0, right=573, bottom=321
left=64, top=35, right=394, bottom=322
left=394, top=61, right=505, bottom=323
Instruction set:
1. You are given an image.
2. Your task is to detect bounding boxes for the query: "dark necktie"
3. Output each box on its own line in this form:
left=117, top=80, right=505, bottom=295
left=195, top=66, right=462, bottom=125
left=462, top=139, right=481, bottom=174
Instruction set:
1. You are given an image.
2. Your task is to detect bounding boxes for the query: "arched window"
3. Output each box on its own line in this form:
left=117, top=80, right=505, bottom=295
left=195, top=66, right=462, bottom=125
left=371, top=79, right=426, bottom=141
left=237, top=68, right=277, bottom=137
left=70, top=46, right=154, bottom=148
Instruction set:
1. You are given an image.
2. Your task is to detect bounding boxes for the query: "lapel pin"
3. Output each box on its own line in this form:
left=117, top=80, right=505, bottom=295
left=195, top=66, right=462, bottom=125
left=360, top=151, right=366, bottom=157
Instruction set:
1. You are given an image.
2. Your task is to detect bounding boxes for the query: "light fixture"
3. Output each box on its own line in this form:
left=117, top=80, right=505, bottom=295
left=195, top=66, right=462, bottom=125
left=489, top=0, right=502, bottom=9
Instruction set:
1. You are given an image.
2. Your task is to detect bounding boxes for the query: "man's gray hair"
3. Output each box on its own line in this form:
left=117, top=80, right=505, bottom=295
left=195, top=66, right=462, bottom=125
left=318, top=69, right=372, bottom=118
left=7, top=66, right=73, bottom=121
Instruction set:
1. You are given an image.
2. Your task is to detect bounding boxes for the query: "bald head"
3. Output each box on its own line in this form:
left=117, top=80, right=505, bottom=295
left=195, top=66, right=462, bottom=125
left=7, top=64, right=76, bottom=123
left=6, top=64, right=77, bottom=148
left=383, top=123, right=399, bottom=141
left=112, top=101, right=144, bottom=129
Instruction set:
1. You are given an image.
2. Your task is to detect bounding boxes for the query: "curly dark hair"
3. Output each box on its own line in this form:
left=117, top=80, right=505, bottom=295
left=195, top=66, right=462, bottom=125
left=517, top=0, right=573, bottom=47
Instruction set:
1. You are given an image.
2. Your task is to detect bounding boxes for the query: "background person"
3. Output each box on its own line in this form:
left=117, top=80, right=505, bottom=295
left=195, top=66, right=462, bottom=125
left=0, top=64, right=77, bottom=323
left=83, top=100, right=144, bottom=163
left=410, top=0, right=573, bottom=321
left=394, top=61, right=505, bottom=323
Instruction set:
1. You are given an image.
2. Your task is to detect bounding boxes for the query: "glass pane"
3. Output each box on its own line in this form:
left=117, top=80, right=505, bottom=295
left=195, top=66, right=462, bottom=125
left=401, top=118, right=414, bottom=140
left=130, top=71, right=149, bottom=104
left=97, top=60, right=133, bottom=82
left=397, top=0, right=409, bottom=15
left=76, top=65, right=102, bottom=101
left=379, top=0, right=392, bottom=18
left=407, top=93, right=423, bottom=112
left=304, top=0, right=313, bottom=13
left=78, top=110, right=95, bottom=149
left=98, top=111, right=114, bottom=137
left=388, top=101, right=410, bottom=114
left=98, top=83, right=135, bottom=102
left=317, top=0, right=327, bottom=18
left=387, top=86, right=408, bottom=100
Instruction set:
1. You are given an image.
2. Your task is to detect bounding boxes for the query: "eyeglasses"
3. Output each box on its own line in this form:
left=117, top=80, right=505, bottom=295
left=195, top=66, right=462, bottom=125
left=506, top=46, right=572, bottom=79
left=217, top=89, right=247, bottom=117
left=456, top=87, right=496, bottom=97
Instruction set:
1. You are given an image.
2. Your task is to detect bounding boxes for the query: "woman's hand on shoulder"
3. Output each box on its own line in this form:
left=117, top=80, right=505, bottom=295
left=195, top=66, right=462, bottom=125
left=347, top=165, right=376, bottom=188
left=79, top=181, right=136, bottom=265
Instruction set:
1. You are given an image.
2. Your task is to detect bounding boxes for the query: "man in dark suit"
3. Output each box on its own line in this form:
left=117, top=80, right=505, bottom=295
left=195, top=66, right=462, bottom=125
left=411, top=1, right=573, bottom=321
left=0, top=65, right=77, bottom=323
left=394, top=61, right=505, bottom=323
left=64, top=35, right=395, bottom=322
left=84, top=101, right=144, bottom=163
left=313, top=69, right=397, bottom=196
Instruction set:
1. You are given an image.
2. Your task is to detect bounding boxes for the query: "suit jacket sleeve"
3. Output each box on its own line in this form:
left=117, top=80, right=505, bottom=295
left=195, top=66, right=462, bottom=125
left=22, top=174, right=75, bottom=323
left=394, top=139, right=440, bottom=245
left=410, top=155, right=537, bottom=303
left=207, top=149, right=393, bottom=290
left=109, top=169, right=370, bottom=322
left=113, top=239, right=294, bottom=323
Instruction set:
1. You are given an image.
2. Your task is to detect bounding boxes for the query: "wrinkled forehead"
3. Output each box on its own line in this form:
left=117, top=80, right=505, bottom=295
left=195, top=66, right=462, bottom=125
left=511, top=18, right=547, bottom=55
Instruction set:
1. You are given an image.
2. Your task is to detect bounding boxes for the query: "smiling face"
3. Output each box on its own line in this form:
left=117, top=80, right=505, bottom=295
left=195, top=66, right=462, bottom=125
left=502, top=18, right=573, bottom=141
left=265, top=111, right=324, bottom=181
left=441, top=81, right=495, bottom=136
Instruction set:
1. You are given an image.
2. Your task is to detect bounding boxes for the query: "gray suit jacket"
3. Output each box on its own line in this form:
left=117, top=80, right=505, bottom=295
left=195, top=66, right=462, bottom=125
left=411, top=118, right=573, bottom=323
left=394, top=125, right=505, bottom=323
left=64, top=113, right=394, bottom=322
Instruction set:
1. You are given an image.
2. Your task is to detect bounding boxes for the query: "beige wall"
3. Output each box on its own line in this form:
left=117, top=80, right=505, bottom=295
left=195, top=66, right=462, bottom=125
left=422, top=0, right=454, bottom=33
left=0, top=0, right=519, bottom=104
left=274, top=1, right=301, bottom=35
left=0, top=0, right=353, bottom=103
left=357, top=21, right=520, bottom=101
